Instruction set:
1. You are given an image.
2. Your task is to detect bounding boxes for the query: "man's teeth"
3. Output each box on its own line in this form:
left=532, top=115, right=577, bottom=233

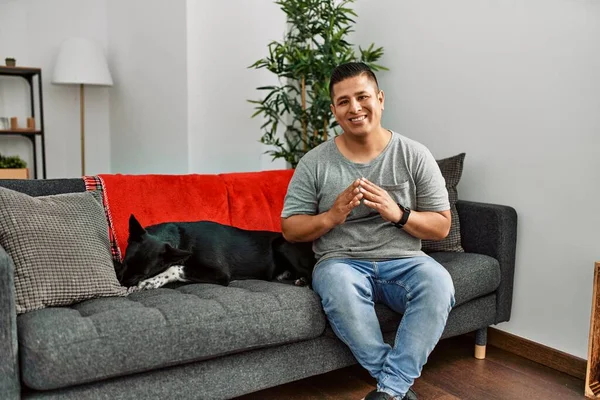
left=350, top=116, right=366, bottom=122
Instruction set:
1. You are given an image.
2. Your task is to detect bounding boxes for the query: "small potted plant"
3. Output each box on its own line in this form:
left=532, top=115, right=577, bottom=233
left=0, top=153, right=28, bottom=179
left=5, top=57, right=16, bottom=67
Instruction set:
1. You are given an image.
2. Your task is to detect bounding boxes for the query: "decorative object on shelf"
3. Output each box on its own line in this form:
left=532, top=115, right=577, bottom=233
left=0, top=153, right=28, bottom=179
left=0, top=117, right=8, bottom=130
left=5, top=58, right=16, bottom=67
left=7, top=116, right=35, bottom=131
left=52, top=37, right=113, bottom=176
left=248, top=0, right=387, bottom=167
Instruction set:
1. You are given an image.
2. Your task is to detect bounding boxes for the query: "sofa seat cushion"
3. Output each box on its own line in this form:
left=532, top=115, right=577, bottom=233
left=429, top=252, right=501, bottom=306
left=341, top=252, right=501, bottom=335
left=17, top=280, right=325, bottom=391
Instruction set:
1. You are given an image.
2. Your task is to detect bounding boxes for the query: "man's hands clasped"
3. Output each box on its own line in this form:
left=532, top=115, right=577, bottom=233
left=358, top=178, right=402, bottom=224
left=326, top=178, right=402, bottom=227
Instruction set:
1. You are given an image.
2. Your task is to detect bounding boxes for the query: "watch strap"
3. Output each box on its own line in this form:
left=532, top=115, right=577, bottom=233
left=392, top=203, right=410, bottom=229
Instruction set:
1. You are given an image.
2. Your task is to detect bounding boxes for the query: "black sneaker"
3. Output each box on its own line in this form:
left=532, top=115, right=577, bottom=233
left=364, top=390, right=393, bottom=400
left=363, top=388, right=417, bottom=400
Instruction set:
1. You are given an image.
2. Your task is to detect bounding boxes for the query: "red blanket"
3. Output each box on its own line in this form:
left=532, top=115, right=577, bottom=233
left=95, top=169, right=294, bottom=260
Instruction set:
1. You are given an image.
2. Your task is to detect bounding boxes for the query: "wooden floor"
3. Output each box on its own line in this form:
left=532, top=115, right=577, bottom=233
left=234, top=335, right=586, bottom=400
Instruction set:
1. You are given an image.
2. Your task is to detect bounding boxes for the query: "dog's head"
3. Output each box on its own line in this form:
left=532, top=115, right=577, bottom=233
left=119, top=214, right=192, bottom=287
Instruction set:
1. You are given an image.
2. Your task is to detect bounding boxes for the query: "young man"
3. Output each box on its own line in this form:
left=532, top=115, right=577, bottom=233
left=281, top=62, right=455, bottom=400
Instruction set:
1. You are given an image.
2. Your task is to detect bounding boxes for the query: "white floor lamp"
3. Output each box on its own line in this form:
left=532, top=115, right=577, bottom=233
left=52, top=38, right=113, bottom=176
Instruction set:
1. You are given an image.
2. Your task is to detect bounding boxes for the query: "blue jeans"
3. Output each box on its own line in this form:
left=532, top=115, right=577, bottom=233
left=312, top=257, right=455, bottom=399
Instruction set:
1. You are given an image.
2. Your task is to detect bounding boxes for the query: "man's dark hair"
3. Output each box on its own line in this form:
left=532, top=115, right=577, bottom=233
left=329, top=62, right=379, bottom=100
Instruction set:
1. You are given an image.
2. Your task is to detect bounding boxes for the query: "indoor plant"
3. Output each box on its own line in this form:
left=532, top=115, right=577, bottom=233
left=249, top=0, right=387, bottom=167
left=0, top=153, right=28, bottom=179
left=5, top=58, right=16, bottom=67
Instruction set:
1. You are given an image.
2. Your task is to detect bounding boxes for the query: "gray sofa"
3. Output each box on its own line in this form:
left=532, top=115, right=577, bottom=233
left=0, top=178, right=517, bottom=400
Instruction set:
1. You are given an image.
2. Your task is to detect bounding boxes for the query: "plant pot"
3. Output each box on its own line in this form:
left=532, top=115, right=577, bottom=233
left=5, top=58, right=16, bottom=67
left=0, top=168, right=28, bottom=179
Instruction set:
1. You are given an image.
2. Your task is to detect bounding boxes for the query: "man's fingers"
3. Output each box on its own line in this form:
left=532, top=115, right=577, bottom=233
left=359, top=185, right=380, bottom=203
left=348, top=178, right=361, bottom=189
left=346, top=193, right=362, bottom=210
left=359, top=178, right=382, bottom=194
left=363, top=199, right=380, bottom=209
left=345, top=181, right=361, bottom=200
left=344, top=187, right=359, bottom=203
left=349, top=179, right=361, bottom=192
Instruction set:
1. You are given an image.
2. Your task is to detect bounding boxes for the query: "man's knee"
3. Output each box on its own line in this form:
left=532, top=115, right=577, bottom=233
left=312, top=260, right=372, bottom=304
left=417, top=261, right=455, bottom=310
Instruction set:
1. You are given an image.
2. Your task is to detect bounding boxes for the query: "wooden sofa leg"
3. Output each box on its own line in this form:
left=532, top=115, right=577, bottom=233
left=475, top=327, right=487, bottom=359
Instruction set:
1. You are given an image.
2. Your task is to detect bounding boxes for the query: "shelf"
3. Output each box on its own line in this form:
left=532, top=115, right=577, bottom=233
left=0, top=66, right=46, bottom=178
left=0, top=129, right=41, bottom=136
left=586, top=262, right=600, bottom=398
left=0, top=66, right=42, bottom=77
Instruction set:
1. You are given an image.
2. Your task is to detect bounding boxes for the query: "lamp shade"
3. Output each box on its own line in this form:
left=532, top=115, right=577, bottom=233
left=52, top=37, right=113, bottom=86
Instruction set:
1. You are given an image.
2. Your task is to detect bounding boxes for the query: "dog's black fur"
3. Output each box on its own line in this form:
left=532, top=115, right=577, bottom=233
left=117, top=214, right=315, bottom=288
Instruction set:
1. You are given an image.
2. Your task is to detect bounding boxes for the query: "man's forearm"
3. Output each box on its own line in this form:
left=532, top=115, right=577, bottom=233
left=282, top=208, right=450, bottom=243
left=281, top=213, right=336, bottom=243
left=401, top=210, right=451, bottom=241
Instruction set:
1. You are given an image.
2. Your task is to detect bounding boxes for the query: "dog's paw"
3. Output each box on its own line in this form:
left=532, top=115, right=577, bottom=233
left=276, top=270, right=291, bottom=281
left=294, top=277, right=309, bottom=287
left=137, top=278, right=164, bottom=290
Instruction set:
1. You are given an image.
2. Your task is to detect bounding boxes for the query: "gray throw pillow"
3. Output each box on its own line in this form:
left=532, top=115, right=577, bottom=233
left=0, top=187, right=128, bottom=314
left=422, top=153, right=466, bottom=253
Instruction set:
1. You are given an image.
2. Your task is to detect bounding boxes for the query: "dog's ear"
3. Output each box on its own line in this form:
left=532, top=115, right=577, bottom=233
left=128, top=214, right=147, bottom=241
left=164, top=244, right=192, bottom=264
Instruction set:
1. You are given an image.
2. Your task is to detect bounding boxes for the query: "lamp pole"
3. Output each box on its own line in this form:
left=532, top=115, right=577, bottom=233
left=51, top=37, right=113, bottom=177
left=80, top=84, right=85, bottom=176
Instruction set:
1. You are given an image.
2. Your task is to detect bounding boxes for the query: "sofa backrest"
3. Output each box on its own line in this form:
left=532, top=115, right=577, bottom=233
left=98, top=169, right=294, bottom=258
left=221, top=170, right=295, bottom=231
left=0, top=178, right=85, bottom=196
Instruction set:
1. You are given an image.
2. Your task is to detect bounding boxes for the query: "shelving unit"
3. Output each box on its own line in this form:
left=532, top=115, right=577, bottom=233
left=0, top=66, right=47, bottom=179
left=587, top=262, right=600, bottom=398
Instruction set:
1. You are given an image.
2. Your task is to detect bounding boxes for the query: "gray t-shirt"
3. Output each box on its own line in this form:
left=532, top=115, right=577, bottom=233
left=281, top=131, right=450, bottom=263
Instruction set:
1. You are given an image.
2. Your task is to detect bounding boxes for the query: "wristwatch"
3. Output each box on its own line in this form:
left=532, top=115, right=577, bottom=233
left=392, top=203, right=411, bottom=229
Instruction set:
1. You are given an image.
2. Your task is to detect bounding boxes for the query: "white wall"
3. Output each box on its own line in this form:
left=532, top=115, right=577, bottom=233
left=0, top=0, right=288, bottom=177
left=0, top=0, right=111, bottom=177
left=186, top=0, right=287, bottom=173
left=353, top=0, right=600, bottom=358
left=107, top=0, right=188, bottom=174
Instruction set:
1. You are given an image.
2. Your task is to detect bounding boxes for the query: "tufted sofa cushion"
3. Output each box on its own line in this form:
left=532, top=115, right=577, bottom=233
left=17, top=280, right=325, bottom=391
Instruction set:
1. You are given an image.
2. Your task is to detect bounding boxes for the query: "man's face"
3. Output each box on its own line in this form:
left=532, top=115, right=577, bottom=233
left=330, top=74, right=385, bottom=138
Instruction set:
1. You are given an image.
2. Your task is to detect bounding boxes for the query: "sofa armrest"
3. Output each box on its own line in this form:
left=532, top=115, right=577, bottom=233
left=456, top=200, right=518, bottom=324
left=0, top=246, right=20, bottom=399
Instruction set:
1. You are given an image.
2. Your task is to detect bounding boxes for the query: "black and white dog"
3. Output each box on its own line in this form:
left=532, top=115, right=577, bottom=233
left=117, top=214, right=315, bottom=290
